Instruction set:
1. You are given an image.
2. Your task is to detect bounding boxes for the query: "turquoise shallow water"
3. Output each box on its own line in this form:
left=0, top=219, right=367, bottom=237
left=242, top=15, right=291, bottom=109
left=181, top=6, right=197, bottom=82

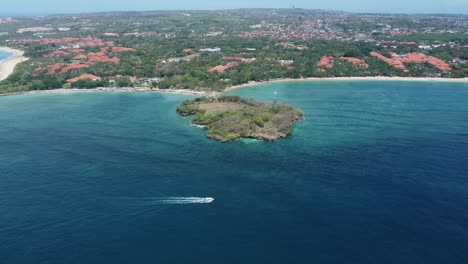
left=0, top=49, right=12, bottom=61
left=1, top=81, right=468, bottom=263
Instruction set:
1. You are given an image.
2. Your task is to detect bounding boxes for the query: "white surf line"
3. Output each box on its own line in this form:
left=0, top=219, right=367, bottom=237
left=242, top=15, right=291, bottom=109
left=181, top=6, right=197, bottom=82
left=142, top=197, right=214, bottom=205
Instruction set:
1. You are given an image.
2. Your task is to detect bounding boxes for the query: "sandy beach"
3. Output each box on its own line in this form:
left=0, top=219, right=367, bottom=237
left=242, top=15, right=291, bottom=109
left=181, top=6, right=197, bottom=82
left=1, top=76, right=468, bottom=98
left=226, top=77, right=468, bottom=92
left=0, top=87, right=210, bottom=97
left=0, top=47, right=29, bottom=82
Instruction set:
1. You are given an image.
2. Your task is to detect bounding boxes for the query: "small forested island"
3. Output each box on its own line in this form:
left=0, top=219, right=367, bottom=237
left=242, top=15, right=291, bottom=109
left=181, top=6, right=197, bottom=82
left=177, top=95, right=303, bottom=142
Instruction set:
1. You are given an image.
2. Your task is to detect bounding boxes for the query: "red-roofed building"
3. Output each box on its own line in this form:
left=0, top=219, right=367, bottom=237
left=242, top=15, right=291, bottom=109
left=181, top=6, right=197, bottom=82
left=341, top=57, right=369, bottom=68
left=317, top=56, right=334, bottom=69
left=66, top=74, right=101, bottom=83
left=208, top=62, right=238, bottom=73
left=59, top=64, right=89, bottom=74
left=88, top=49, right=107, bottom=57
left=243, top=58, right=256, bottom=63
left=35, top=64, right=65, bottom=76
left=44, top=50, right=69, bottom=58
left=183, top=53, right=201, bottom=60
left=73, top=54, right=88, bottom=61
left=111, top=47, right=135, bottom=53
left=404, top=52, right=451, bottom=71
left=69, top=49, right=85, bottom=54
left=88, top=56, right=120, bottom=64
left=370, top=51, right=408, bottom=72
left=370, top=51, right=450, bottom=72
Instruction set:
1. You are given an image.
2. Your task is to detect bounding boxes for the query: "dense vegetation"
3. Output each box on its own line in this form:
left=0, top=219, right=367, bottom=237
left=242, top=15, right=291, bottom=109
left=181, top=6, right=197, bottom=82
left=0, top=9, right=467, bottom=94
left=177, top=95, right=303, bottom=142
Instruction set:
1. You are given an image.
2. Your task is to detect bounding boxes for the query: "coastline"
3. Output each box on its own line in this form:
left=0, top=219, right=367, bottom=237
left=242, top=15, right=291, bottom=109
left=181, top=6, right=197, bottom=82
left=0, top=87, right=210, bottom=97
left=0, top=47, right=29, bottom=82
left=1, top=76, right=468, bottom=98
left=225, top=77, right=468, bottom=92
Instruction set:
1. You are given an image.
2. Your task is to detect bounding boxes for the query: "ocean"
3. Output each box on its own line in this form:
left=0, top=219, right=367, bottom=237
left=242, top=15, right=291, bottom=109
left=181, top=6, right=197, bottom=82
left=1, top=81, right=468, bottom=263
left=0, top=49, right=12, bottom=61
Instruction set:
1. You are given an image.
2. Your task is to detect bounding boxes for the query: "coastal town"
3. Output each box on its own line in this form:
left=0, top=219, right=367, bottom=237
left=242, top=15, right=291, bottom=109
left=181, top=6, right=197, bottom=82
left=0, top=9, right=467, bottom=94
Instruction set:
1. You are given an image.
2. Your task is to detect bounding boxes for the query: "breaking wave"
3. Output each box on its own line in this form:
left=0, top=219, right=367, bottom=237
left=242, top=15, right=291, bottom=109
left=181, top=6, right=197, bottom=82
left=142, top=197, right=214, bottom=205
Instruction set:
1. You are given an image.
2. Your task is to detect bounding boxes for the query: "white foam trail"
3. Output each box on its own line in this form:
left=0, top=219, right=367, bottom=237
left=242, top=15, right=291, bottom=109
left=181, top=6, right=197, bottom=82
left=191, top=124, right=206, bottom=128
left=144, top=197, right=214, bottom=205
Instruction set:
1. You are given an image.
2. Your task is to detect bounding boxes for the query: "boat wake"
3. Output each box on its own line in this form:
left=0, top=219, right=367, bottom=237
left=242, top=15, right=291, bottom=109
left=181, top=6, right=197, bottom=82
left=142, top=197, right=214, bottom=205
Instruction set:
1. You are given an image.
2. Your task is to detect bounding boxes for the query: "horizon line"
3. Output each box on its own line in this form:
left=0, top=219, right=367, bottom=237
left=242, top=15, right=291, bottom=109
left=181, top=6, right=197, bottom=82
left=1, top=8, right=468, bottom=17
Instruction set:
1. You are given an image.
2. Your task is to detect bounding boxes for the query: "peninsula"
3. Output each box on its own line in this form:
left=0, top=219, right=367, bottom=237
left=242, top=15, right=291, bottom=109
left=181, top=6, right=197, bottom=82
left=176, top=95, right=303, bottom=142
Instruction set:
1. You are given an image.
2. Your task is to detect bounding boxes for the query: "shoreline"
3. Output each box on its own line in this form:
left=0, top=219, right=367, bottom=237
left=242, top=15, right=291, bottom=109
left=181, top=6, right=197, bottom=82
left=225, top=77, right=468, bottom=92
left=1, top=76, right=468, bottom=98
left=0, top=47, right=29, bottom=82
left=0, top=87, right=210, bottom=97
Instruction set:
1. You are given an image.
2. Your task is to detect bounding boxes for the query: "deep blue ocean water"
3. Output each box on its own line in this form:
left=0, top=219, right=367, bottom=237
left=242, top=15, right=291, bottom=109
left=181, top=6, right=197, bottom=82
left=1, top=81, right=468, bottom=263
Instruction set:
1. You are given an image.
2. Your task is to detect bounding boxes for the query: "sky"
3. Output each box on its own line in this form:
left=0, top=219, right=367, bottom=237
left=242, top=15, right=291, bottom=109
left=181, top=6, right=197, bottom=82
left=1, top=0, right=467, bottom=15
